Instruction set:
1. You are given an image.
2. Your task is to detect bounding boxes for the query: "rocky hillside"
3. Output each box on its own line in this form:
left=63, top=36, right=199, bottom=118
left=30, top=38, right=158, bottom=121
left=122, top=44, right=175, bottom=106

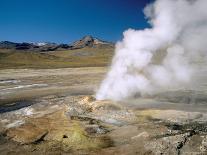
left=70, top=35, right=113, bottom=49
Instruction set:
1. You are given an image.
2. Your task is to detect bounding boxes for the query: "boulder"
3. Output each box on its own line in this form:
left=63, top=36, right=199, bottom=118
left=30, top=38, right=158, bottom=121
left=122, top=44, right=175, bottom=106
left=6, top=123, right=48, bottom=144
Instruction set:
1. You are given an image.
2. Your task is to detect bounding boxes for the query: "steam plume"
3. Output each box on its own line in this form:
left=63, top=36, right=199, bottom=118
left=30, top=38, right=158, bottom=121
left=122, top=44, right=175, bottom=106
left=96, top=0, right=207, bottom=101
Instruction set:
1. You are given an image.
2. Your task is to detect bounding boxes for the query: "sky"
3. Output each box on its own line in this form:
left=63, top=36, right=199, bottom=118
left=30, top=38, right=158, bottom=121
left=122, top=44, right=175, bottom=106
left=0, top=0, right=153, bottom=43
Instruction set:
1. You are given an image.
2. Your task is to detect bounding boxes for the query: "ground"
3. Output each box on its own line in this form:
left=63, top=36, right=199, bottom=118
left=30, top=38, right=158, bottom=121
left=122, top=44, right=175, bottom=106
left=0, top=46, right=113, bottom=69
left=0, top=67, right=207, bottom=155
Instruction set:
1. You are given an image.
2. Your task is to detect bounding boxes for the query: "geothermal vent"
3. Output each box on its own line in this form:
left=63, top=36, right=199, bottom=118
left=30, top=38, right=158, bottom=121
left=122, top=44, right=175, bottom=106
left=96, top=0, right=207, bottom=101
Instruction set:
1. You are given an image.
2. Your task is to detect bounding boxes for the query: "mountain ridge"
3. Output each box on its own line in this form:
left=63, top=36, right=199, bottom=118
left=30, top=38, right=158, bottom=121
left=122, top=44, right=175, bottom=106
left=0, top=35, right=114, bottom=52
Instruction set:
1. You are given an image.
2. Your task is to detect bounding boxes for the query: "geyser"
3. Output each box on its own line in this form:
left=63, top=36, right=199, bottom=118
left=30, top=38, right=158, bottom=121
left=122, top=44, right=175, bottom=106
left=96, top=0, right=207, bottom=101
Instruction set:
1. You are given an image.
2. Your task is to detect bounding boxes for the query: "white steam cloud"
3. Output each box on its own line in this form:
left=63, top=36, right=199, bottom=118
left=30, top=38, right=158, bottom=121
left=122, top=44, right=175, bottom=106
left=96, top=0, right=207, bottom=101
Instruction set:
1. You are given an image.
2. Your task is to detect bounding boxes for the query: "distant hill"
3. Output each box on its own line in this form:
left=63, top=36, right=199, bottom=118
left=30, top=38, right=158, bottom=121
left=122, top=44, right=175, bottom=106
left=0, top=36, right=114, bottom=52
left=0, top=36, right=114, bottom=69
left=0, top=41, right=60, bottom=51
left=70, top=35, right=113, bottom=49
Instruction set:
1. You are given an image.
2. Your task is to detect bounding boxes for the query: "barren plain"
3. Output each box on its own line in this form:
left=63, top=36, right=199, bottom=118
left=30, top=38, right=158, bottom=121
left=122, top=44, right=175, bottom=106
left=0, top=66, right=207, bottom=154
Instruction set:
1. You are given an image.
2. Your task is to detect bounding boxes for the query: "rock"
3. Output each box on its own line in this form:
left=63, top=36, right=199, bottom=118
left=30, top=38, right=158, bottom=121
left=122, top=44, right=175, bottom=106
left=67, top=106, right=85, bottom=116
left=6, top=123, right=48, bottom=144
left=77, top=95, right=96, bottom=112
left=145, top=133, right=190, bottom=154
left=180, top=135, right=203, bottom=154
left=79, top=96, right=121, bottom=111
left=81, top=95, right=96, bottom=103
left=200, top=136, right=207, bottom=152
left=5, top=109, right=112, bottom=151
left=84, top=124, right=109, bottom=135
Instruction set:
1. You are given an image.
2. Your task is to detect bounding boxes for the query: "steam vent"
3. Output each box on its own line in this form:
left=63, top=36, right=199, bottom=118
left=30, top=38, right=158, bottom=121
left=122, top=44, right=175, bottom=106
left=0, top=0, right=207, bottom=154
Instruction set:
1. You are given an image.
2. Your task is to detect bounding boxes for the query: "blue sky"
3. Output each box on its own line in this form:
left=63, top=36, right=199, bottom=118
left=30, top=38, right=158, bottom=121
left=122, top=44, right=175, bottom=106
left=0, top=0, right=153, bottom=43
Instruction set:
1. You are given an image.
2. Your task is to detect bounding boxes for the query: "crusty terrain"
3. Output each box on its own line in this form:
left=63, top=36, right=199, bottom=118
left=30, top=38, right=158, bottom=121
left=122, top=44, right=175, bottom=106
left=0, top=67, right=207, bottom=154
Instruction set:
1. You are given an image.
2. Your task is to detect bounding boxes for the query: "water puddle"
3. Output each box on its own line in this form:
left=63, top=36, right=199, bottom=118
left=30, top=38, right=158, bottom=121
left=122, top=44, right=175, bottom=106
left=1, top=84, right=48, bottom=91
left=0, top=100, right=35, bottom=113
left=0, top=83, right=49, bottom=95
left=0, top=79, right=21, bottom=84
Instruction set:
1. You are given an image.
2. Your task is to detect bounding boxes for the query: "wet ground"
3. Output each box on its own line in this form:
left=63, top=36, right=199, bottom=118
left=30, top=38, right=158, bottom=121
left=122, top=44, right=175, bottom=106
left=0, top=67, right=207, bottom=155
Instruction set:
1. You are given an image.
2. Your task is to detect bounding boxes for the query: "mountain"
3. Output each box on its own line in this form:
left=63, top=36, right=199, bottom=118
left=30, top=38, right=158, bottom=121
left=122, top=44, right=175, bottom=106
left=0, top=36, right=114, bottom=52
left=70, top=35, right=113, bottom=49
left=0, top=41, right=18, bottom=49
left=0, top=41, right=61, bottom=51
left=32, top=42, right=48, bottom=46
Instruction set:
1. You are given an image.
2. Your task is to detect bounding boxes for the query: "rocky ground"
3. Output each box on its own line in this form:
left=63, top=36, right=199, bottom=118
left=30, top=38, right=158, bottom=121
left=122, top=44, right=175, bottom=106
left=0, top=67, right=207, bottom=155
